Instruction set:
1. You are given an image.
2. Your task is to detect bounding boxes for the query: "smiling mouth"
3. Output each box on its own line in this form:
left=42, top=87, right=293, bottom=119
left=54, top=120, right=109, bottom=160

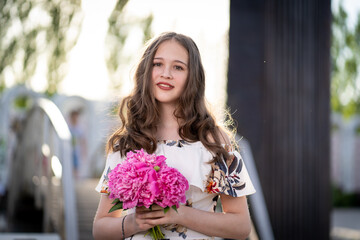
left=157, top=82, right=174, bottom=90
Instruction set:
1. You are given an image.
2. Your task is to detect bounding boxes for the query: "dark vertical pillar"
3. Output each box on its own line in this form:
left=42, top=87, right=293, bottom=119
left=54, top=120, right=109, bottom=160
left=227, top=0, right=331, bottom=239
left=227, top=0, right=265, bottom=158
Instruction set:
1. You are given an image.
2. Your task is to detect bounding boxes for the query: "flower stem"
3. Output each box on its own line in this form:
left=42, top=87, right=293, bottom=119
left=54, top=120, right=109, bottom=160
left=147, top=225, right=165, bottom=240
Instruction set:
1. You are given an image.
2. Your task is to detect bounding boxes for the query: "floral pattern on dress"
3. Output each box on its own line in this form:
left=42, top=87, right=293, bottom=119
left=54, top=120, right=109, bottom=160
left=205, top=148, right=246, bottom=197
left=159, top=140, right=190, bottom=148
left=99, top=166, right=111, bottom=194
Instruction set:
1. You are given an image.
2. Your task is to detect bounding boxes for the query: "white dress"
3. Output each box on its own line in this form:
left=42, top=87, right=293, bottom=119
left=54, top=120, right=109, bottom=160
left=95, top=140, right=256, bottom=240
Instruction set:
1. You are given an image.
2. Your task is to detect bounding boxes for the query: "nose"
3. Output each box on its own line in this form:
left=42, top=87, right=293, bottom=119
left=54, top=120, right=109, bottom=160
left=161, top=66, right=173, bottom=79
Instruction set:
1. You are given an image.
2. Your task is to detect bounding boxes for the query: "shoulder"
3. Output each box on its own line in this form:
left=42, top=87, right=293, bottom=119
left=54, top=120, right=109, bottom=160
left=106, top=151, right=123, bottom=167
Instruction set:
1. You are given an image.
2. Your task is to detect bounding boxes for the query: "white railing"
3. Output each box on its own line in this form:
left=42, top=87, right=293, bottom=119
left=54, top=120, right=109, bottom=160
left=37, top=98, right=78, bottom=240
left=237, top=135, right=274, bottom=240
left=0, top=86, right=78, bottom=240
left=0, top=85, right=41, bottom=197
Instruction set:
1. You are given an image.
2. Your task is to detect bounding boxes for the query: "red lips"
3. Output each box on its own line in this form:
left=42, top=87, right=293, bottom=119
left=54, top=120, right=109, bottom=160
left=156, top=82, right=174, bottom=90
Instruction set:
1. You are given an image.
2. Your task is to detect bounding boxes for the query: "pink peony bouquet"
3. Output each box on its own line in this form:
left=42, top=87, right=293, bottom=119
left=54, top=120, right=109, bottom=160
left=107, top=148, right=189, bottom=239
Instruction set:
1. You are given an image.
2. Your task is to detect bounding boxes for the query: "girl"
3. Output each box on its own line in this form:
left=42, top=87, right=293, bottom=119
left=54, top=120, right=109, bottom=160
left=93, top=32, right=256, bottom=240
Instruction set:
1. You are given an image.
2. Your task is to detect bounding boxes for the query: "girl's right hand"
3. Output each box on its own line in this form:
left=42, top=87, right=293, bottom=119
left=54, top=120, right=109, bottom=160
left=133, top=206, right=160, bottom=232
left=134, top=204, right=183, bottom=231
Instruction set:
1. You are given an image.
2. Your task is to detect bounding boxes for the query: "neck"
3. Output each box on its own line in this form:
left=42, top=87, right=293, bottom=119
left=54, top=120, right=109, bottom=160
left=157, top=103, right=178, bottom=128
left=155, top=103, right=183, bottom=140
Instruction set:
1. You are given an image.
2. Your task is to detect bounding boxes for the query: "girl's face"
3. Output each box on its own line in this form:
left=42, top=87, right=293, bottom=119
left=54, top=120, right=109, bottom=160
left=151, top=39, right=189, bottom=107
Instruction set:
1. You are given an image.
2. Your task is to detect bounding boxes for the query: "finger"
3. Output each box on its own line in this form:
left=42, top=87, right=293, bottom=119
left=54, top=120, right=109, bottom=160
left=137, top=210, right=165, bottom=219
left=134, top=216, right=157, bottom=230
left=137, top=221, right=156, bottom=231
left=150, top=205, right=163, bottom=210
left=136, top=206, right=151, bottom=213
left=144, top=217, right=166, bottom=226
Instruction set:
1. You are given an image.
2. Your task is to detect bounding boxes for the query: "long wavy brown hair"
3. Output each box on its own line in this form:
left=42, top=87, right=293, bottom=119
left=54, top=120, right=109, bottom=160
left=107, top=32, right=236, bottom=163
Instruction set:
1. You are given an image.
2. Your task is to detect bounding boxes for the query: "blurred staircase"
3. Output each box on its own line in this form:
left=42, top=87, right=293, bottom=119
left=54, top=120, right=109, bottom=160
left=75, top=179, right=100, bottom=240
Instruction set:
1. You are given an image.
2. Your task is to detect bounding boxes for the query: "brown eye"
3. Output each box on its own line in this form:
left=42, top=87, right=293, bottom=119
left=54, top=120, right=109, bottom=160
left=174, top=65, right=183, bottom=70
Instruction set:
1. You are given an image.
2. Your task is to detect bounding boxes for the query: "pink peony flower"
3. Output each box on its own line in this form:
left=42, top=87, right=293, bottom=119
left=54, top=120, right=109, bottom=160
left=108, top=148, right=188, bottom=210
left=108, top=150, right=159, bottom=209
left=155, top=167, right=189, bottom=208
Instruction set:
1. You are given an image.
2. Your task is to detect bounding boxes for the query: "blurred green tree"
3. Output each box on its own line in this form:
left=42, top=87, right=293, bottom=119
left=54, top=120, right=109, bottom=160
left=105, top=0, right=153, bottom=90
left=0, top=0, right=83, bottom=96
left=332, top=1, right=360, bottom=117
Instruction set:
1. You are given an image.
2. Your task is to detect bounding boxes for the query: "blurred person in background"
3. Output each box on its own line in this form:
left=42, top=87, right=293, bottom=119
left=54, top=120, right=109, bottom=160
left=68, top=109, right=87, bottom=179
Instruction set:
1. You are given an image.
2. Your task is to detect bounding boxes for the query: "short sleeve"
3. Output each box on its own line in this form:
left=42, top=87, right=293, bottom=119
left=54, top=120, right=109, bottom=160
left=205, top=149, right=256, bottom=197
left=95, top=151, right=123, bottom=195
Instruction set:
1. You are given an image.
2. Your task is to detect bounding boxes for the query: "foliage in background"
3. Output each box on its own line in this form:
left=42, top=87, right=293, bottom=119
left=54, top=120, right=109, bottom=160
left=331, top=1, right=360, bottom=117
left=0, top=0, right=83, bottom=96
left=332, top=185, right=360, bottom=207
left=105, top=0, right=153, bottom=90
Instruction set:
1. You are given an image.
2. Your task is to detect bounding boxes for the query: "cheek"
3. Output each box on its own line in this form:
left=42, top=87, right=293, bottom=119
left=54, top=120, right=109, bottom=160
left=149, top=71, right=156, bottom=93
left=152, top=67, right=161, bottom=79
left=151, top=69, right=156, bottom=82
left=179, top=76, right=188, bottom=91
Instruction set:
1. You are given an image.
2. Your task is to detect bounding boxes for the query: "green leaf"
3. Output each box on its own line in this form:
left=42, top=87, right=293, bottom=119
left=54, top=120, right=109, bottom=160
left=172, top=205, right=178, bottom=213
left=108, top=201, right=123, bottom=213
left=112, top=198, right=120, bottom=204
left=163, top=206, right=170, bottom=213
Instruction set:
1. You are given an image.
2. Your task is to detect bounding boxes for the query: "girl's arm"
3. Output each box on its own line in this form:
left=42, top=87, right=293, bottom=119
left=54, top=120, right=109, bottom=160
left=136, top=194, right=251, bottom=240
left=93, top=195, right=158, bottom=240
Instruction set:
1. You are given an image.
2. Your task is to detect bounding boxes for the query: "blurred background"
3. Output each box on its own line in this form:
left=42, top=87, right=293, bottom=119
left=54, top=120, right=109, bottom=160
left=0, top=0, right=359, bottom=239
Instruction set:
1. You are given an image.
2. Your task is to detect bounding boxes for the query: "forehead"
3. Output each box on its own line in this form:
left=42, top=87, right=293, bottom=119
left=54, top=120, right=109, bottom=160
left=154, top=39, right=188, bottom=63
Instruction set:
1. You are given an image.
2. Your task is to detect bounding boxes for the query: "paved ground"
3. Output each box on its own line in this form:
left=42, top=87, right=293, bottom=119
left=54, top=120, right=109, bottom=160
left=76, top=178, right=100, bottom=240
left=331, top=208, right=360, bottom=240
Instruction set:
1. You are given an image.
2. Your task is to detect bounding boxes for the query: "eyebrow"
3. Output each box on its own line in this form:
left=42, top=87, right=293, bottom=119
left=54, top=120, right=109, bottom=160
left=153, top=57, right=188, bottom=67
